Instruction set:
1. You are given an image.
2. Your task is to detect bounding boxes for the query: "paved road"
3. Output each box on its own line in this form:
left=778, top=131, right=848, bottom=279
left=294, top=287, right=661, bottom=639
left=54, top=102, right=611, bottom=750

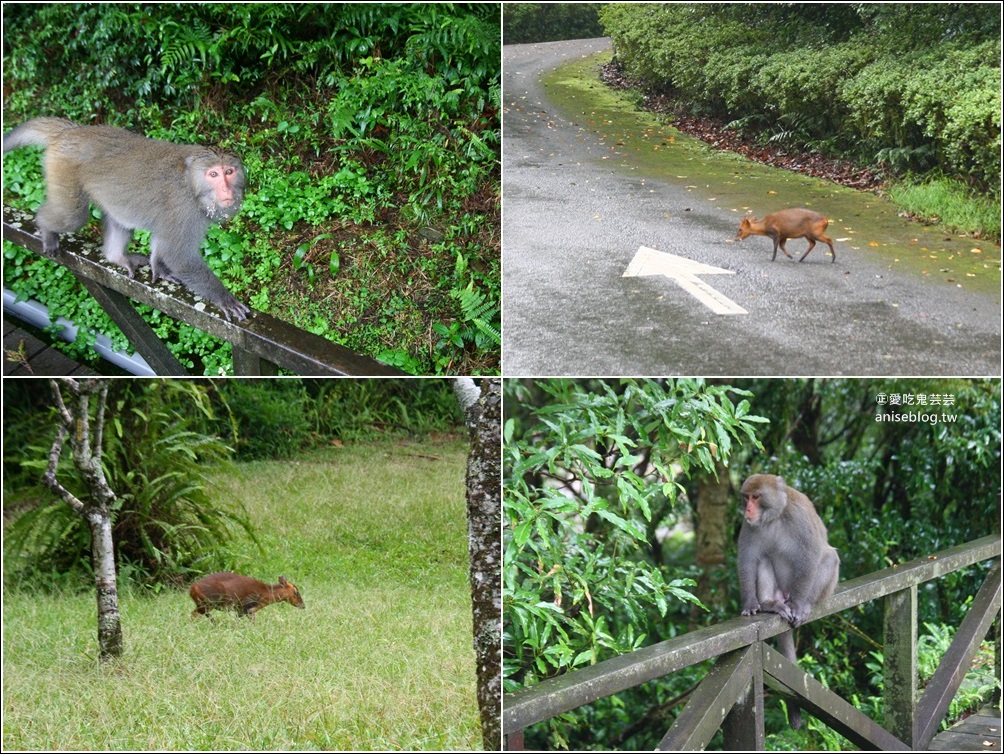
left=502, top=39, right=1001, bottom=376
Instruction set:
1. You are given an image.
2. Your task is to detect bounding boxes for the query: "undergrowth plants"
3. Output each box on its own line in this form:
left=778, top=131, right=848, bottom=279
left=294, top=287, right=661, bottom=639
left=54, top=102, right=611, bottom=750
left=1, top=4, right=500, bottom=375
left=889, top=177, right=1001, bottom=240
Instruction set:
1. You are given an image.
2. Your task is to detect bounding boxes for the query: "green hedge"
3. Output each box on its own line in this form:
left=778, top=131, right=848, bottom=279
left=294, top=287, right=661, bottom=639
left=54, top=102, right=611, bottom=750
left=600, top=3, right=1000, bottom=194
left=503, top=3, right=605, bottom=44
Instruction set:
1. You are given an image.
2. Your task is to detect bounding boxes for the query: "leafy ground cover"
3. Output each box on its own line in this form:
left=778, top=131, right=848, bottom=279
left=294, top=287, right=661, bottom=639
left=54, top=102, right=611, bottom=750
left=2, top=5, right=500, bottom=375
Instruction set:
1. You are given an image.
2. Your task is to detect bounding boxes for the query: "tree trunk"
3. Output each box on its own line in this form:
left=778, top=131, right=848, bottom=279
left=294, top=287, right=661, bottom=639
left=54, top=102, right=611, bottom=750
left=88, top=510, right=123, bottom=661
left=458, top=378, right=502, bottom=749
left=44, top=379, right=123, bottom=662
left=789, top=379, right=822, bottom=465
left=691, top=459, right=731, bottom=625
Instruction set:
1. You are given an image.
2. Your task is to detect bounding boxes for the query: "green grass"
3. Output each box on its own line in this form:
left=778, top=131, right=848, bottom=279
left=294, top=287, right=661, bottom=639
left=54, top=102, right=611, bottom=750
left=2, top=439, right=482, bottom=750
left=889, top=176, right=1001, bottom=241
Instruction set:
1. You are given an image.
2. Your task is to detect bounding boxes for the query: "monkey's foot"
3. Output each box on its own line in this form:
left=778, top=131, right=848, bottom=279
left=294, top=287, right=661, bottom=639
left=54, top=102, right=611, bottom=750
left=787, top=610, right=812, bottom=628
left=760, top=599, right=796, bottom=624
left=118, top=253, right=151, bottom=279
left=40, top=230, right=62, bottom=257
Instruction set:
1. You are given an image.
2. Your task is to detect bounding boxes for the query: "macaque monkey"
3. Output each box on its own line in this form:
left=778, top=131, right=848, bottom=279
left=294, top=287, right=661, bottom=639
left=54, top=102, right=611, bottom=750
left=2, top=117, right=249, bottom=321
left=737, top=474, right=839, bottom=729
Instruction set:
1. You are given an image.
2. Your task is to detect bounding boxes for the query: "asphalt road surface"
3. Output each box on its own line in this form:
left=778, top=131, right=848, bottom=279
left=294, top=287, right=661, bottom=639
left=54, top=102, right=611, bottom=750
left=502, top=38, right=1001, bottom=376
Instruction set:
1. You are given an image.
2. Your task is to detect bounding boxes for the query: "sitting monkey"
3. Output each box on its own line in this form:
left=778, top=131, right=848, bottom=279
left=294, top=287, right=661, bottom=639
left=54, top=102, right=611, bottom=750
left=738, top=474, right=840, bottom=729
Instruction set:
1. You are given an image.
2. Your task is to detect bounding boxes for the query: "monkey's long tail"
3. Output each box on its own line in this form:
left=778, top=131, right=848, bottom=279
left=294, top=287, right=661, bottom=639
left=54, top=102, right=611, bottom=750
left=776, top=630, right=803, bottom=730
left=2, top=117, right=76, bottom=154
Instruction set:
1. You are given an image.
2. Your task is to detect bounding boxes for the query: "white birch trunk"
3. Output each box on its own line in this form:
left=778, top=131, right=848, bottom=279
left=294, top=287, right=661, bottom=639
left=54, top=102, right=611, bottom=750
left=45, top=379, right=123, bottom=662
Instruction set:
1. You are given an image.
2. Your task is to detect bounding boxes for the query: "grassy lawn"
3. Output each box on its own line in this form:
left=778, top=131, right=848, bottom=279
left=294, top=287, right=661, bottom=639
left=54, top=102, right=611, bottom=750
left=2, top=439, right=482, bottom=750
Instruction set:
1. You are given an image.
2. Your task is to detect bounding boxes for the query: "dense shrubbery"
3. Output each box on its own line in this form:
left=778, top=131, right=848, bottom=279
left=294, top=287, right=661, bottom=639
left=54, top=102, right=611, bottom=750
left=2, top=4, right=500, bottom=374
left=503, top=3, right=605, bottom=44
left=2, top=378, right=465, bottom=589
left=600, top=4, right=1000, bottom=196
left=208, top=378, right=463, bottom=460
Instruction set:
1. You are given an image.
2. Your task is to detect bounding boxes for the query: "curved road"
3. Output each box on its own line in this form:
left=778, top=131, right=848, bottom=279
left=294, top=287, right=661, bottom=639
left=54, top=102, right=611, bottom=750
left=502, top=39, right=1001, bottom=376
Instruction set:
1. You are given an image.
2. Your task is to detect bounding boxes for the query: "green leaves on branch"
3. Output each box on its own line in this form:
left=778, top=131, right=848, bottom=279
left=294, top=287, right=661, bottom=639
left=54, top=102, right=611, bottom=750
left=503, top=379, right=766, bottom=688
left=5, top=382, right=257, bottom=589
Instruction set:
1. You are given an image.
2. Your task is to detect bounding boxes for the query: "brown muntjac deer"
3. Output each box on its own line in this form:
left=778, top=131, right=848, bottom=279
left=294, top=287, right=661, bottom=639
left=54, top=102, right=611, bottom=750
left=735, top=208, right=836, bottom=263
left=189, top=572, right=305, bottom=619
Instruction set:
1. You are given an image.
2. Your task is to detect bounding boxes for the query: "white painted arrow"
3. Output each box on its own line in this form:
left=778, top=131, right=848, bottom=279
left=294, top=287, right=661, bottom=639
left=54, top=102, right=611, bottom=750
left=623, top=246, right=747, bottom=315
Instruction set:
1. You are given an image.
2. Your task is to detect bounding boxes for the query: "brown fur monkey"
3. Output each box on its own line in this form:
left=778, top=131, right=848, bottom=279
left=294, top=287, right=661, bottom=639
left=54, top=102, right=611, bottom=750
left=737, top=474, right=839, bottom=729
left=3, top=117, right=250, bottom=322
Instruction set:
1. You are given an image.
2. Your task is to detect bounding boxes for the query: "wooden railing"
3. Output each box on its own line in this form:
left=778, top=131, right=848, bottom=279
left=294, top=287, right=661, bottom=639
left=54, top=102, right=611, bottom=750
left=3, top=205, right=405, bottom=376
left=504, top=534, right=1001, bottom=751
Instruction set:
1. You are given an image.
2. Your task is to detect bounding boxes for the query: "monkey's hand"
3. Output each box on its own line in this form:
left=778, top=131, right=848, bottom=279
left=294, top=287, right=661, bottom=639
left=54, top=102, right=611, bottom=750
left=214, top=293, right=251, bottom=323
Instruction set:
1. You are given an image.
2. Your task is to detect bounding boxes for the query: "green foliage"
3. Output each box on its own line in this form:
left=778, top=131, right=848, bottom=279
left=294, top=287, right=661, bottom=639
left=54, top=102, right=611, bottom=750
left=503, top=379, right=766, bottom=695
left=4, top=381, right=257, bottom=589
left=246, top=165, right=380, bottom=232
left=841, top=41, right=1001, bottom=191
left=890, top=177, right=1001, bottom=240
left=503, top=3, right=605, bottom=44
left=866, top=622, right=1000, bottom=729
left=600, top=3, right=1000, bottom=196
left=322, top=19, right=501, bottom=227
left=207, top=379, right=464, bottom=461
left=210, top=380, right=316, bottom=461
left=432, top=251, right=501, bottom=371
left=309, top=379, right=463, bottom=439
left=2, top=3, right=500, bottom=374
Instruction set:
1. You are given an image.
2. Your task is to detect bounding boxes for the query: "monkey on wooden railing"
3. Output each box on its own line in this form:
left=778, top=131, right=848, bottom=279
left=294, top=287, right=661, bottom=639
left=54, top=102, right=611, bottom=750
left=737, top=474, right=840, bottom=730
left=3, top=117, right=250, bottom=322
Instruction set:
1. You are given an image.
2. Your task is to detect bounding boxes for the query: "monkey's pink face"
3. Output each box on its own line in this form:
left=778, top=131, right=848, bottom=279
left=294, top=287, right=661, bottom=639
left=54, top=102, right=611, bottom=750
left=199, top=162, right=245, bottom=222
left=742, top=492, right=762, bottom=524
left=205, top=165, right=241, bottom=207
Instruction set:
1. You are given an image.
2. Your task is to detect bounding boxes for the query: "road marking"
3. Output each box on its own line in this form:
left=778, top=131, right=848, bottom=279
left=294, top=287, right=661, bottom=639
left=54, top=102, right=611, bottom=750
left=623, top=246, right=747, bottom=315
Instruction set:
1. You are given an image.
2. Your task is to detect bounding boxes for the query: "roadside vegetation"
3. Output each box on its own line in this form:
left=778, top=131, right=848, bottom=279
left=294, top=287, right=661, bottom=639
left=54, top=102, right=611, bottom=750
left=597, top=3, right=1000, bottom=241
left=2, top=4, right=500, bottom=375
left=503, top=3, right=604, bottom=43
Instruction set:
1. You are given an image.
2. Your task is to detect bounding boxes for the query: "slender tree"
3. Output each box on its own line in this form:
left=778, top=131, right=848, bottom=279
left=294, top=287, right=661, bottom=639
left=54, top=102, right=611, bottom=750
left=42, top=378, right=122, bottom=661
left=455, top=377, right=502, bottom=749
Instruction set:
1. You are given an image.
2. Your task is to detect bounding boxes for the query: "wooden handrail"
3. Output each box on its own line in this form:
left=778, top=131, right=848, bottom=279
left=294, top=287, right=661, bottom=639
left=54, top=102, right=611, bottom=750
left=3, top=205, right=405, bottom=376
left=504, top=534, right=1002, bottom=750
